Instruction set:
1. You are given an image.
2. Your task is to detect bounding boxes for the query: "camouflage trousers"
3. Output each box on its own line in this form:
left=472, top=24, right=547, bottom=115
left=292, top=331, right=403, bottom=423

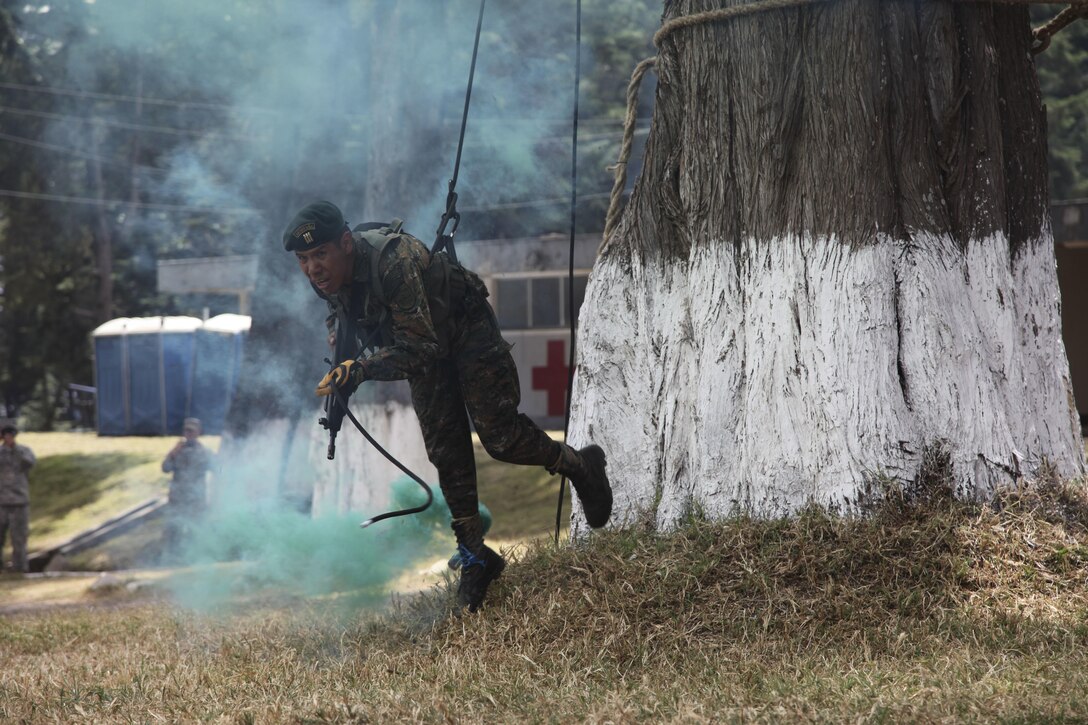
left=410, top=297, right=561, bottom=521
left=160, top=497, right=205, bottom=563
left=0, top=504, right=29, bottom=573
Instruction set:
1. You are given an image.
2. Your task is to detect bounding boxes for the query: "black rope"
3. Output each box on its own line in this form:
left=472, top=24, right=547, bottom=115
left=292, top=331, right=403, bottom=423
left=330, top=385, right=435, bottom=529
left=555, top=0, right=582, bottom=546
left=337, top=0, right=490, bottom=528
left=433, top=0, right=488, bottom=264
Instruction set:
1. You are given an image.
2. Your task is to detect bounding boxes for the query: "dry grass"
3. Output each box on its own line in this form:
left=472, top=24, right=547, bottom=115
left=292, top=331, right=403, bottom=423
left=3, top=474, right=1088, bottom=723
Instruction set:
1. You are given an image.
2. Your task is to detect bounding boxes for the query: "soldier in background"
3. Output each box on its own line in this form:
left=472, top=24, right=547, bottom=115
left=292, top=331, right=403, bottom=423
left=0, top=424, right=35, bottom=573
left=285, top=200, right=613, bottom=612
left=160, top=417, right=212, bottom=562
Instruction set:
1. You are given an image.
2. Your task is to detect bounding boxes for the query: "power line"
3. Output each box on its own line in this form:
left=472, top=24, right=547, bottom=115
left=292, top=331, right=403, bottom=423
left=0, top=104, right=257, bottom=140
left=0, top=99, right=644, bottom=147
left=0, top=129, right=172, bottom=176
left=0, top=186, right=613, bottom=215
left=0, top=188, right=257, bottom=214
left=0, top=80, right=273, bottom=114
left=0, top=80, right=650, bottom=127
left=460, top=191, right=611, bottom=212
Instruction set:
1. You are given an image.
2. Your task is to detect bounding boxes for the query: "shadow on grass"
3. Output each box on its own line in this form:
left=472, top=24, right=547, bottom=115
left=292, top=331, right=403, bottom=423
left=30, top=452, right=153, bottom=541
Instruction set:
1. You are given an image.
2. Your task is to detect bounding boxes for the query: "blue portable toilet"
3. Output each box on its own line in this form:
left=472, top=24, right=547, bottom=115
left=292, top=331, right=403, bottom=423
left=91, top=317, right=203, bottom=435
left=189, top=314, right=250, bottom=434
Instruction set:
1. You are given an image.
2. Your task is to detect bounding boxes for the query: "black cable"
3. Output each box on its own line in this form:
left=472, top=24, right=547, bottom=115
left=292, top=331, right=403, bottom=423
left=433, top=0, right=488, bottom=262
left=336, top=1, right=489, bottom=527
left=451, top=0, right=486, bottom=195
left=555, top=0, right=583, bottom=546
left=330, top=386, right=434, bottom=529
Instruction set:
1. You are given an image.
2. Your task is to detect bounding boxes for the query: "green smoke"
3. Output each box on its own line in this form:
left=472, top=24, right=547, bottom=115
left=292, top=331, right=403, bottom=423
left=163, top=476, right=490, bottom=612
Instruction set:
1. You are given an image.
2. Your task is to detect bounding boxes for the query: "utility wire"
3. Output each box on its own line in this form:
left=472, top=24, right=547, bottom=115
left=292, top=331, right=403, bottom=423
left=460, top=191, right=610, bottom=213
left=0, top=129, right=172, bottom=176
left=0, top=103, right=257, bottom=140
left=0, top=80, right=648, bottom=126
left=0, top=100, right=645, bottom=147
left=0, top=80, right=274, bottom=114
left=0, top=187, right=615, bottom=215
left=0, top=188, right=256, bottom=214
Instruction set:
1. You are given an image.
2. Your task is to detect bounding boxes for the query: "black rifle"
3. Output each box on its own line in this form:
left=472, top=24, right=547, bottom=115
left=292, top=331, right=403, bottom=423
left=319, top=284, right=363, bottom=460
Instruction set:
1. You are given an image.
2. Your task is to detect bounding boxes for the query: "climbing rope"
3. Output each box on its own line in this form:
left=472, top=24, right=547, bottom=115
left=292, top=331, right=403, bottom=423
left=556, top=0, right=584, bottom=546
left=603, top=56, right=657, bottom=243
left=432, top=0, right=488, bottom=264
left=601, top=0, right=1088, bottom=245
left=653, top=0, right=828, bottom=47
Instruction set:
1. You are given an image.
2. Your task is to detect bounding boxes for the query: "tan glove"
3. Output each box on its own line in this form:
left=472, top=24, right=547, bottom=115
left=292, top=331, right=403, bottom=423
left=316, top=359, right=363, bottom=397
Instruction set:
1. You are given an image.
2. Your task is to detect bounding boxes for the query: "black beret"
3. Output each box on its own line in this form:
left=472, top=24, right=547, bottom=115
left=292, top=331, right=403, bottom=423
left=1, top=425, right=16, bottom=435
left=283, top=201, right=348, bottom=252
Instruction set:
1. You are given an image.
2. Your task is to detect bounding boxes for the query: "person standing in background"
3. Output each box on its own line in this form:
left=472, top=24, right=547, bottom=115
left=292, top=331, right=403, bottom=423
left=160, top=417, right=212, bottom=561
left=0, top=424, right=36, bottom=574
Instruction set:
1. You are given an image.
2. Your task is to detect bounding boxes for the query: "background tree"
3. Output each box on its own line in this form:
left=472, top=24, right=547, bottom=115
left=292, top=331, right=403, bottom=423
left=1032, top=6, right=1088, bottom=201
left=569, top=0, right=1086, bottom=531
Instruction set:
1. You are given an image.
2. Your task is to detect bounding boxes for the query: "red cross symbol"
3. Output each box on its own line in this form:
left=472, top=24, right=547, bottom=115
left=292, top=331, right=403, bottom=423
left=532, top=339, right=570, bottom=417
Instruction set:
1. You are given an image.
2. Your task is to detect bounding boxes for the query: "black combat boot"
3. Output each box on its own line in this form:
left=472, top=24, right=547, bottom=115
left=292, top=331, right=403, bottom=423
left=450, top=513, right=505, bottom=613
left=548, top=443, right=612, bottom=528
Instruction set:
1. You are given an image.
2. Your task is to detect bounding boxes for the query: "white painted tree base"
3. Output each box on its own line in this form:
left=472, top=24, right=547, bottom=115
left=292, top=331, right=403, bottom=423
left=568, top=233, right=1084, bottom=534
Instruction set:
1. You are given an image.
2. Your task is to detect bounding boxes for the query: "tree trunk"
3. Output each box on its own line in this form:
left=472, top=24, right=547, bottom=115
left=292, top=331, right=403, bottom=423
left=90, top=131, right=114, bottom=323
left=569, top=0, right=1085, bottom=532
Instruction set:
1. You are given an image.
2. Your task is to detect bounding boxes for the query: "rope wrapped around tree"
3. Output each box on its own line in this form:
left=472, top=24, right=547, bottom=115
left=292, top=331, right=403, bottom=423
left=602, top=0, right=1088, bottom=245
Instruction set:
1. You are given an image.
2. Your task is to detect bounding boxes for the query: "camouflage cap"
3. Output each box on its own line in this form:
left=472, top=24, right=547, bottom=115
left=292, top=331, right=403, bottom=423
left=283, top=200, right=348, bottom=252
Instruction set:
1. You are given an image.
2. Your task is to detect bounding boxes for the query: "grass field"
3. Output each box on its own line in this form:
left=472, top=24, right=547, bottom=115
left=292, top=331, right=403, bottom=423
left=2, top=482, right=1088, bottom=722
left=3, top=434, right=1088, bottom=721
left=17, top=432, right=219, bottom=552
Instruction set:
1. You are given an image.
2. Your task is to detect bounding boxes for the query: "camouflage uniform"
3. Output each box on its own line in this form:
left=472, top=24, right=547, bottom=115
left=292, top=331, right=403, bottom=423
left=293, top=201, right=609, bottom=611
left=160, top=440, right=211, bottom=556
left=0, top=442, right=35, bottom=572
left=320, top=230, right=561, bottom=522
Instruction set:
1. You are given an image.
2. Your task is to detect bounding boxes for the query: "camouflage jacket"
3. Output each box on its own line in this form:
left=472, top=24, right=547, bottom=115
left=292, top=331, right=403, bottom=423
left=0, top=443, right=35, bottom=506
left=162, top=441, right=211, bottom=507
left=321, top=231, right=441, bottom=382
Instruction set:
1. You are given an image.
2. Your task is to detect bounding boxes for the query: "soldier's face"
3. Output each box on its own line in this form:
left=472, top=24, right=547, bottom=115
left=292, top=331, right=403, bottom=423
left=1, top=432, right=14, bottom=447
left=295, top=232, right=354, bottom=294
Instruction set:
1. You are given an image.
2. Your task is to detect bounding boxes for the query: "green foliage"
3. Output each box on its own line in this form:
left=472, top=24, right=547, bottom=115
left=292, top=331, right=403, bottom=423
left=1033, top=10, right=1088, bottom=200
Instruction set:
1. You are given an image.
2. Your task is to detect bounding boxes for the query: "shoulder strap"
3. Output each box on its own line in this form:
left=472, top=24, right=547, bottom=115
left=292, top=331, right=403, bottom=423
left=353, top=219, right=406, bottom=306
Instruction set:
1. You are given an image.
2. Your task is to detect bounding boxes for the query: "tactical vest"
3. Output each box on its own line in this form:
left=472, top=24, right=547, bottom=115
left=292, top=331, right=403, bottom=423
left=346, top=219, right=483, bottom=358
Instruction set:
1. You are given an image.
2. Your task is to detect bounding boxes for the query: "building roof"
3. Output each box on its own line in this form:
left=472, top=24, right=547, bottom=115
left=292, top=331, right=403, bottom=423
left=92, top=316, right=205, bottom=337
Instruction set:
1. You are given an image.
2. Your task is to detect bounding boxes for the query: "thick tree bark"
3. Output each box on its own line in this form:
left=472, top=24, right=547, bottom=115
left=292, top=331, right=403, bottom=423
left=569, top=0, right=1084, bottom=532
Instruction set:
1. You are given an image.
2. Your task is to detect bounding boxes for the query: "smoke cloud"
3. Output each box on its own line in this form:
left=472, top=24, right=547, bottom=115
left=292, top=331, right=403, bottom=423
left=12, top=0, right=650, bottom=608
left=165, top=474, right=460, bottom=613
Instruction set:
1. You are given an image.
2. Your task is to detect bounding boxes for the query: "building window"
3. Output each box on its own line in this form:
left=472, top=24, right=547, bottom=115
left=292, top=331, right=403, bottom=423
left=1063, top=205, right=1082, bottom=227
left=494, top=273, right=589, bottom=330
left=532, top=277, right=561, bottom=328
left=497, top=278, right=529, bottom=329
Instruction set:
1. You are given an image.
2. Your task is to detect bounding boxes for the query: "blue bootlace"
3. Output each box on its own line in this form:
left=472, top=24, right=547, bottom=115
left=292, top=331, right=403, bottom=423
left=457, top=544, right=486, bottom=570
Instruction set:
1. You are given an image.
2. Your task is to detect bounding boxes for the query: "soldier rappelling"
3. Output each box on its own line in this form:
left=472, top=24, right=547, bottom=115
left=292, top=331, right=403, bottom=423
left=284, top=200, right=612, bottom=612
